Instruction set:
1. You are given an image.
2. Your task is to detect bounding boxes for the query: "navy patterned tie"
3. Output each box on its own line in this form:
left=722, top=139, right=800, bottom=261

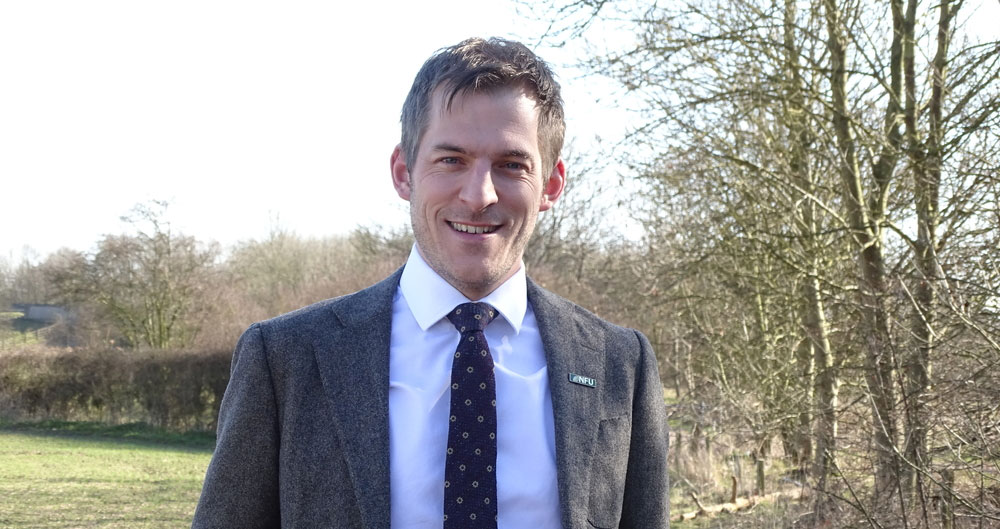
left=443, top=302, right=498, bottom=528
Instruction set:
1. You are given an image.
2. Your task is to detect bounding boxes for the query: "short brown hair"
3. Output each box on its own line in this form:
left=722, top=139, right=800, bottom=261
left=400, top=37, right=565, bottom=174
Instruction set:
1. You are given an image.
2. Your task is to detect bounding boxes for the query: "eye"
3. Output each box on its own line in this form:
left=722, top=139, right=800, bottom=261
left=440, top=157, right=460, bottom=164
left=500, top=161, right=526, bottom=171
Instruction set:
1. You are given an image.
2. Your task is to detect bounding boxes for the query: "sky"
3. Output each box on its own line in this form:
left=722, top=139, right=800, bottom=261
left=2, top=1, right=996, bottom=263
left=0, top=0, right=632, bottom=262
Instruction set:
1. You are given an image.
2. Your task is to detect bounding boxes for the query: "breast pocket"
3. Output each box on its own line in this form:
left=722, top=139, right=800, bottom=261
left=586, top=415, right=631, bottom=529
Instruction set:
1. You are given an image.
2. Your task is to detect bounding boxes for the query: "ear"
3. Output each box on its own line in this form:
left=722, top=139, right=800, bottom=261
left=538, top=157, right=566, bottom=212
left=390, top=144, right=411, bottom=200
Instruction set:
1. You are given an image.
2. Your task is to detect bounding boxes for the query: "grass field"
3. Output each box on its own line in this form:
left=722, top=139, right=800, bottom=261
left=0, top=421, right=804, bottom=528
left=0, top=422, right=214, bottom=529
left=0, top=312, right=46, bottom=350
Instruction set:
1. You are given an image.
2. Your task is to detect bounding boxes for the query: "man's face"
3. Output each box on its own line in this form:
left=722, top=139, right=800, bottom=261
left=391, top=86, right=565, bottom=300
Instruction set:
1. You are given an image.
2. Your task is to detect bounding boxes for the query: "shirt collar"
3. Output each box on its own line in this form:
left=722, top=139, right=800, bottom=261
left=399, top=244, right=527, bottom=334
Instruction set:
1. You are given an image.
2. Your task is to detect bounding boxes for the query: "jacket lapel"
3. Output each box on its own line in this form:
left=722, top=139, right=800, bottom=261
left=312, top=269, right=402, bottom=529
left=528, top=280, right=606, bottom=528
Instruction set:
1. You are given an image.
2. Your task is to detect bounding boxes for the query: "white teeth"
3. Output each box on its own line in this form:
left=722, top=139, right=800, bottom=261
left=450, top=222, right=497, bottom=234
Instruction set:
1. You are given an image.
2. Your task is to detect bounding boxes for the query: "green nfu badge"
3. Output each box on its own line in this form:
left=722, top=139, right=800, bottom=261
left=568, top=373, right=596, bottom=388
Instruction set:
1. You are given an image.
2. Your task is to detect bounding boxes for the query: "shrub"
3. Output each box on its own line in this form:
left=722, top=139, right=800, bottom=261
left=0, top=345, right=230, bottom=431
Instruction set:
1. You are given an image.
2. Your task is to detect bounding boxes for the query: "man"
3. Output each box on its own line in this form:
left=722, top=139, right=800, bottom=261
left=193, top=37, right=669, bottom=529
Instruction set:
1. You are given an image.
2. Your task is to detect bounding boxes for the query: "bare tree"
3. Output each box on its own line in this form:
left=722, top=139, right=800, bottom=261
left=45, top=201, right=217, bottom=349
left=525, top=0, right=1000, bottom=525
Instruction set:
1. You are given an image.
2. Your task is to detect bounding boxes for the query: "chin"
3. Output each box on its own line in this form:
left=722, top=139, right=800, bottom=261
left=452, top=272, right=496, bottom=290
left=447, top=259, right=498, bottom=281
left=445, top=268, right=504, bottom=297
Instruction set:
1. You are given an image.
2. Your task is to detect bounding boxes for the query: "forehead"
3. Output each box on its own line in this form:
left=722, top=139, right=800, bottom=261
left=432, top=81, right=540, bottom=112
left=423, top=85, right=542, bottom=151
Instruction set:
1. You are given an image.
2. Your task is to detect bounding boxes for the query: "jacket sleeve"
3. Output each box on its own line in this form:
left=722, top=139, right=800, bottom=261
left=620, top=330, right=670, bottom=528
left=192, top=323, right=281, bottom=529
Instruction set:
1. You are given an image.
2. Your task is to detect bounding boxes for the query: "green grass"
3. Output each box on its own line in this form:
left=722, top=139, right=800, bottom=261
left=0, top=312, right=47, bottom=349
left=0, top=422, right=214, bottom=528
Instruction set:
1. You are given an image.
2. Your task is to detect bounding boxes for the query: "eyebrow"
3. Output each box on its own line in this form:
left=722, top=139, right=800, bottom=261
left=431, top=143, right=532, bottom=161
left=502, top=149, right=532, bottom=160
left=431, top=143, right=467, bottom=155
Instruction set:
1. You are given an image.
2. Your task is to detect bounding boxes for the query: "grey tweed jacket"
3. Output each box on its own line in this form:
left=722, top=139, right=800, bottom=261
left=191, top=269, right=669, bottom=529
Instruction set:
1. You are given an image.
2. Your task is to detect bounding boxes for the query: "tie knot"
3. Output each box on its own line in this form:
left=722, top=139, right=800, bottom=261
left=447, top=302, right=497, bottom=333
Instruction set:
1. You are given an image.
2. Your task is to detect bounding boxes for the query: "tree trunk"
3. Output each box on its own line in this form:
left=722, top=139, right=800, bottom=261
left=783, top=0, right=821, bottom=481
left=810, top=272, right=839, bottom=520
left=902, top=0, right=954, bottom=509
left=823, top=0, right=902, bottom=508
left=939, top=469, right=955, bottom=529
left=755, top=456, right=766, bottom=495
left=674, top=430, right=683, bottom=468
left=782, top=0, right=839, bottom=514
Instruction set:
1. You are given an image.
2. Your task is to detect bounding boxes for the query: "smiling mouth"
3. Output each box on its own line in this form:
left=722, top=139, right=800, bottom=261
left=449, top=221, right=499, bottom=234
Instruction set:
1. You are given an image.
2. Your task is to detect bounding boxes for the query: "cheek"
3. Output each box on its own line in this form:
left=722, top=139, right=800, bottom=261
left=418, top=179, right=457, bottom=207
left=514, top=188, right=544, bottom=215
left=411, top=187, right=440, bottom=212
left=498, top=179, right=541, bottom=205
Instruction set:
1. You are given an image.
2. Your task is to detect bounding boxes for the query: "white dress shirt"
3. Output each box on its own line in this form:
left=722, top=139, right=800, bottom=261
left=389, top=245, right=560, bottom=529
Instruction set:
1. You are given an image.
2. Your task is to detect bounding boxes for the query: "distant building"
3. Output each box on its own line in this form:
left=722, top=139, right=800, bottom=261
left=11, top=303, right=69, bottom=324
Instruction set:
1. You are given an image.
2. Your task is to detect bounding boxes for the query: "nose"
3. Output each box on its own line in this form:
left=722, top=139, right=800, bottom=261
left=458, top=158, right=499, bottom=211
